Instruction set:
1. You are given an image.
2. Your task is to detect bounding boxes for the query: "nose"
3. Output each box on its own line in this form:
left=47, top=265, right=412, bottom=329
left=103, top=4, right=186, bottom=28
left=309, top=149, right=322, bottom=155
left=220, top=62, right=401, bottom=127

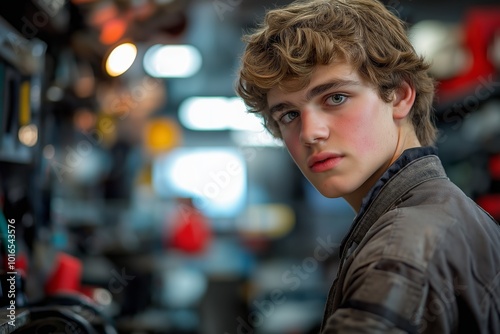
left=299, top=109, right=329, bottom=145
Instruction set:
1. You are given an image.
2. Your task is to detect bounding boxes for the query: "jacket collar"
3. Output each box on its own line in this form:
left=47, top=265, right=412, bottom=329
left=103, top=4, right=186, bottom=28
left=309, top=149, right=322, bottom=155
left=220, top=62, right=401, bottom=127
left=339, top=147, right=447, bottom=259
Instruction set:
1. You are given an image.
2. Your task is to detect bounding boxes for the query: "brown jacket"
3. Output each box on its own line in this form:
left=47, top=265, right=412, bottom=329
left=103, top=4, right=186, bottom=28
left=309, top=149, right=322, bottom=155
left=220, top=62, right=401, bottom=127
left=321, top=149, right=500, bottom=333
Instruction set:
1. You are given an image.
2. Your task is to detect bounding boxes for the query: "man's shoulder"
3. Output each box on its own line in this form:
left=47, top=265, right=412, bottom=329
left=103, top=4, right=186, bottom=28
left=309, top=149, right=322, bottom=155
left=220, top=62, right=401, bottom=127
left=356, top=179, right=499, bottom=271
left=351, top=206, right=449, bottom=272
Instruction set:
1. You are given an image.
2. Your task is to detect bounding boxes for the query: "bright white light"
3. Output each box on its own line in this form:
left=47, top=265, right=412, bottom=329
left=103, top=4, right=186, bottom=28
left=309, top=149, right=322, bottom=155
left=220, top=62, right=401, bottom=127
left=105, top=42, right=137, bottom=77
left=236, top=204, right=295, bottom=238
left=18, top=124, right=38, bottom=147
left=409, top=21, right=450, bottom=60
left=179, top=96, right=264, bottom=132
left=93, top=288, right=113, bottom=306
left=153, top=148, right=246, bottom=218
left=162, top=267, right=207, bottom=308
left=409, top=21, right=467, bottom=79
left=144, top=44, right=202, bottom=78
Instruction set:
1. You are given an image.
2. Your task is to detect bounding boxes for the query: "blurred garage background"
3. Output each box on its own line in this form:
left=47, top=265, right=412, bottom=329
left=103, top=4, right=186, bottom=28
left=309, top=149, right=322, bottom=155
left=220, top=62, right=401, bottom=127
left=0, top=0, right=499, bottom=333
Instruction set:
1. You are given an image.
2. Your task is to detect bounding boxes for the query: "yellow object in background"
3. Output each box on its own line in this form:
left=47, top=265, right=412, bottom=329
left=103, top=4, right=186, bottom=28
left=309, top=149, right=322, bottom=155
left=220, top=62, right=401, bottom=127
left=19, top=81, right=31, bottom=126
left=144, top=117, right=182, bottom=155
left=236, top=204, right=296, bottom=239
left=94, top=114, right=117, bottom=148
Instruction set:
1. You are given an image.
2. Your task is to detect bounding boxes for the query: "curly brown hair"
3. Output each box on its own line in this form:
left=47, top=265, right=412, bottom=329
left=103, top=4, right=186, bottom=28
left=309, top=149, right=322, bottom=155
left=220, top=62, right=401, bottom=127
left=236, top=0, right=437, bottom=146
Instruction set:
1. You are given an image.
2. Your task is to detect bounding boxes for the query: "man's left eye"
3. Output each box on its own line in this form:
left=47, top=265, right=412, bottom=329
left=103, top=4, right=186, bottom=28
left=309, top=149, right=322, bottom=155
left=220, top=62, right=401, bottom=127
left=327, top=94, right=347, bottom=105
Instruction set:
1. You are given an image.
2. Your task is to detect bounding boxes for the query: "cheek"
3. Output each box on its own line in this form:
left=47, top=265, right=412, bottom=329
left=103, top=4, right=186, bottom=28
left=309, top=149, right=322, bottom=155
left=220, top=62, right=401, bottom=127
left=337, top=102, right=392, bottom=153
left=336, top=108, right=377, bottom=151
left=284, top=136, right=301, bottom=161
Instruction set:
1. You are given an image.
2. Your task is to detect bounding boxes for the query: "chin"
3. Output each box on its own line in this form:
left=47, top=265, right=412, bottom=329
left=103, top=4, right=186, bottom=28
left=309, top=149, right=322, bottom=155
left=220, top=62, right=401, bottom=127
left=310, top=177, right=360, bottom=199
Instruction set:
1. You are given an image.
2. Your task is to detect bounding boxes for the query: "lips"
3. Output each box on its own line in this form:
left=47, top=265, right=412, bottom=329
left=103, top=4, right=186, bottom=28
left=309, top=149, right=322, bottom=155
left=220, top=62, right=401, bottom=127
left=308, top=152, right=344, bottom=173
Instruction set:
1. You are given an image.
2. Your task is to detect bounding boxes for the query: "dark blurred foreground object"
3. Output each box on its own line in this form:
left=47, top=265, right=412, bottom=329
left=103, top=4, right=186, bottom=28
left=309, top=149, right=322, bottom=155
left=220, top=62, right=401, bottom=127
left=0, top=252, right=117, bottom=334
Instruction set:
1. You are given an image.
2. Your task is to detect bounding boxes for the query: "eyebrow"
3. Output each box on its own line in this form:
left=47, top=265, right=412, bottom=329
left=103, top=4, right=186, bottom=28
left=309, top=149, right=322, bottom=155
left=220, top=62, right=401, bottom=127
left=269, top=79, right=360, bottom=116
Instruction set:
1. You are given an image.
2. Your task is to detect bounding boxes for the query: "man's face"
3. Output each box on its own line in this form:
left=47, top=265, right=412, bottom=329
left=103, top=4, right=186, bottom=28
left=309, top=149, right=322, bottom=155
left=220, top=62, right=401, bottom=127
left=267, top=62, right=400, bottom=207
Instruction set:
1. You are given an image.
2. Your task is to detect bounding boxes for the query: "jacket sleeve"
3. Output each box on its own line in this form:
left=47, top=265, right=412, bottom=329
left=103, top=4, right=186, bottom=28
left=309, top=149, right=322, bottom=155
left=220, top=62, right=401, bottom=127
left=322, top=259, right=429, bottom=334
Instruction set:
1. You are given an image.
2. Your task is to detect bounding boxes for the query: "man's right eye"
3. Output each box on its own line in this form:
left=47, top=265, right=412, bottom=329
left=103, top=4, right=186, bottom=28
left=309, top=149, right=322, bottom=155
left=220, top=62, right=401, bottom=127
left=280, top=111, right=299, bottom=124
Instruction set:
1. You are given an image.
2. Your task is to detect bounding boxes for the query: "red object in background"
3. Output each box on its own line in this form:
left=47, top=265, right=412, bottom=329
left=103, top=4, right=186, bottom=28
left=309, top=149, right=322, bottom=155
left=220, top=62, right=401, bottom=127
left=476, top=195, right=500, bottom=220
left=437, top=7, right=500, bottom=102
left=167, top=199, right=212, bottom=254
left=489, top=154, right=500, bottom=180
left=45, top=253, right=82, bottom=295
left=16, top=253, right=28, bottom=276
left=99, top=18, right=127, bottom=45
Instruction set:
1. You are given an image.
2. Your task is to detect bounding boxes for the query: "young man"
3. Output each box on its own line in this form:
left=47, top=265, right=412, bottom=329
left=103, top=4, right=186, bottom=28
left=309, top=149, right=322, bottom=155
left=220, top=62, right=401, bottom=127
left=236, top=0, right=500, bottom=333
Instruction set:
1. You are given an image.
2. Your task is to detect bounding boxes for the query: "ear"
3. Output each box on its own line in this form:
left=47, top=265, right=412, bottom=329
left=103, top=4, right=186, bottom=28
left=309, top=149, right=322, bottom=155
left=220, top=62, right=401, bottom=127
left=392, top=81, right=416, bottom=120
